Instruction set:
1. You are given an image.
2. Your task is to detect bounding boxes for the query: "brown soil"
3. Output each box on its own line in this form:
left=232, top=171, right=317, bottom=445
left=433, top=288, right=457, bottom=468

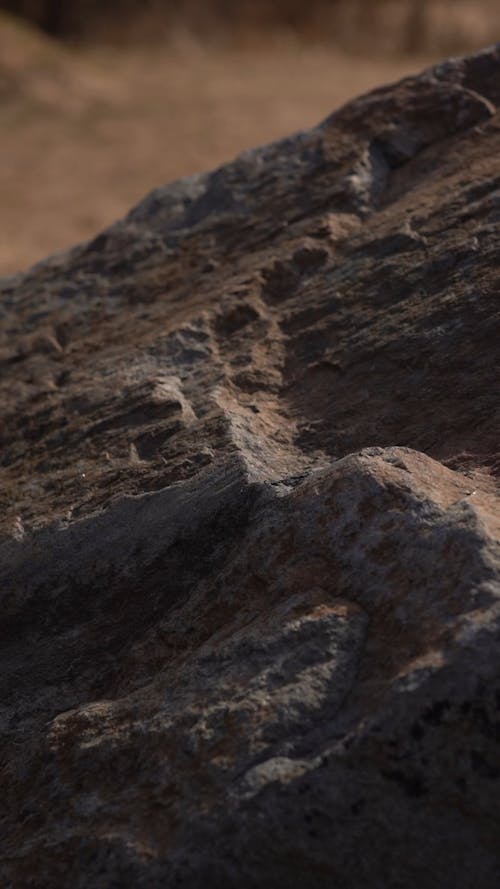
left=0, top=18, right=439, bottom=275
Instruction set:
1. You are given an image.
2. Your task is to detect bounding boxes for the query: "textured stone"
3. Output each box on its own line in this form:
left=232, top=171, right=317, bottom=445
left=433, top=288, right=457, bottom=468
left=1, top=46, right=500, bottom=889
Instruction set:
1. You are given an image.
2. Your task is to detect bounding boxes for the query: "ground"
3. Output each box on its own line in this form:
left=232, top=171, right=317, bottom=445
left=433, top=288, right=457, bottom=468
left=0, top=16, right=437, bottom=274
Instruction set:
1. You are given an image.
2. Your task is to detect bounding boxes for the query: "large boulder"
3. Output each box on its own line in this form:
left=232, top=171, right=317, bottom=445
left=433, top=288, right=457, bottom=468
left=0, top=46, right=499, bottom=889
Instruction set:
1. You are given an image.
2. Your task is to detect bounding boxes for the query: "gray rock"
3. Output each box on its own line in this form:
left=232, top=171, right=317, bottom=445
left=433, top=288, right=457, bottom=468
left=1, top=46, right=500, bottom=889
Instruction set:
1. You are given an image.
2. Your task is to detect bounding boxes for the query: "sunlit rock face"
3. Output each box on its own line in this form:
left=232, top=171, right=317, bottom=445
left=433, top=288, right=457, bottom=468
left=1, top=45, right=499, bottom=889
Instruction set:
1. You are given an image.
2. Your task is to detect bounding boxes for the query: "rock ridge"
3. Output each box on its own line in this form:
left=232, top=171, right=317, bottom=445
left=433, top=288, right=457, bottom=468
left=0, top=46, right=500, bottom=889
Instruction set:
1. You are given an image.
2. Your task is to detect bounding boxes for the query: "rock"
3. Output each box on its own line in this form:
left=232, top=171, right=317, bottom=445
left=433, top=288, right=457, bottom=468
left=1, top=46, right=500, bottom=889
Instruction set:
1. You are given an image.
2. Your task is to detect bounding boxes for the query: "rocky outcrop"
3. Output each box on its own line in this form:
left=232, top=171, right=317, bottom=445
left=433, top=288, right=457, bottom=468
left=1, top=46, right=499, bottom=889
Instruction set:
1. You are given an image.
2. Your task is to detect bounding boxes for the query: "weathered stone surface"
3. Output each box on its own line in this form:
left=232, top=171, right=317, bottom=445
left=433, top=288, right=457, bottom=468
left=1, top=46, right=500, bottom=889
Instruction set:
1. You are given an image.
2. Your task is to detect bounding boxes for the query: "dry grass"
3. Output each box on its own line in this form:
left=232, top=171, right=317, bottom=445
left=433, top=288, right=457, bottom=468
left=1, top=3, right=498, bottom=275
left=4, top=1, right=500, bottom=53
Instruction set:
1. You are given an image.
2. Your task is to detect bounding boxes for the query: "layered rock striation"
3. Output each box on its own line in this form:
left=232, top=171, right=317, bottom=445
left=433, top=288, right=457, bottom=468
left=1, top=46, right=500, bottom=888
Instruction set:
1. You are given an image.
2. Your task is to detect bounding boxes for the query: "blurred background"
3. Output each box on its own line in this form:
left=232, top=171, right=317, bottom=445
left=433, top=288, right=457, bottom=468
left=1, top=0, right=499, bottom=274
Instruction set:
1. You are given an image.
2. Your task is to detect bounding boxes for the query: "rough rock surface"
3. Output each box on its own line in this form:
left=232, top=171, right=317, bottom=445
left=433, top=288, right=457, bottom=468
left=1, top=47, right=500, bottom=889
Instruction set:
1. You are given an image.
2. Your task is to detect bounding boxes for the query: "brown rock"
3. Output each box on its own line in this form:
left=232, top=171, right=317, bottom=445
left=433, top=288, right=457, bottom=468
left=1, top=46, right=499, bottom=889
